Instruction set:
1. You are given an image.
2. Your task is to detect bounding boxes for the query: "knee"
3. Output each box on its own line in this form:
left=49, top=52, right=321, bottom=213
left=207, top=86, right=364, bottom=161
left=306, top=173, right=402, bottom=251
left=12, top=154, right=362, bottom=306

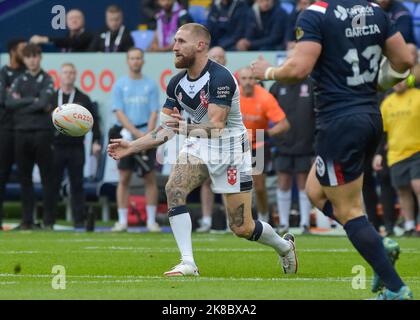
left=230, top=224, right=254, bottom=239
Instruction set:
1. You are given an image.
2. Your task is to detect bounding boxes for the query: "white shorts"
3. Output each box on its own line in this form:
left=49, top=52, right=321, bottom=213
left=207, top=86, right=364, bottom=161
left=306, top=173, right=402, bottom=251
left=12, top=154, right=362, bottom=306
left=180, top=133, right=253, bottom=194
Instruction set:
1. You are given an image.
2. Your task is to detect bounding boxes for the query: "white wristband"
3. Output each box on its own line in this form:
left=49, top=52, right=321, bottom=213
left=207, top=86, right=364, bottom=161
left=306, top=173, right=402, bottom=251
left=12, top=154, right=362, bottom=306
left=264, top=67, right=275, bottom=80
left=159, top=111, right=175, bottom=130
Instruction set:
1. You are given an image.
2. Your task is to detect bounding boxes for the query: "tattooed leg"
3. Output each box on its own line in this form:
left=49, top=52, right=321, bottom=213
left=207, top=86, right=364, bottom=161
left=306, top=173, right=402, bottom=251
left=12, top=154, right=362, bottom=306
left=165, top=153, right=210, bottom=268
left=224, top=192, right=255, bottom=238
left=224, top=191, right=292, bottom=256
left=165, top=153, right=210, bottom=208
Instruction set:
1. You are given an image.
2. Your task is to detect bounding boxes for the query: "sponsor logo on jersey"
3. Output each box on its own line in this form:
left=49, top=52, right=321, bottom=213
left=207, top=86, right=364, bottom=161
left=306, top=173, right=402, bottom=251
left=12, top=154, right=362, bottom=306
left=227, top=166, right=237, bottom=185
left=334, top=5, right=348, bottom=21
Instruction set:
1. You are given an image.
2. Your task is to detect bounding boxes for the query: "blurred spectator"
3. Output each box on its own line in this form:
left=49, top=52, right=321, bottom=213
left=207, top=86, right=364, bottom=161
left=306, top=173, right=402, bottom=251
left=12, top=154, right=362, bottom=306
left=5, top=44, right=55, bottom=230
left=375, top=0, right=415, bottom=44
left=196, top=45, right=227, bottom=233
left=30, top=9, right=93, bottom=52
left=269, top=69, right=315, bottom=234
left=110, top=48, right=160, bottom=232
left=0, top=39, right=27, bottom=230
left=237, top=0, right=288, bottom=51
left=207, top=0, right=248, bottom=50
left=286, top=0, right=312, bottom=50
left=239, top=67, right=290, bottom=224
left=375, top=80, right=420, bottom=237
left=208, top=46, right=227, bottom=65
left=141, top=0, right=189, bottom=30
left=89, top=5, right=134, bottom=52
left=149, top=0, right=193, bottom=52
left=51, top=63, right=102, bottom=229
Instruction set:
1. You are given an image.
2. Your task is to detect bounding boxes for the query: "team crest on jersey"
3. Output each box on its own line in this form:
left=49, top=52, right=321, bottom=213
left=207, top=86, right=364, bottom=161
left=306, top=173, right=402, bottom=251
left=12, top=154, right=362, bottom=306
left=178, top=92, right=183, bottom=101
left=296, top=27, right=304, bottom=41
left=200, top=89, right=209, bottom=108
left=227, top=166, right=237, bottom=185
left=316, top=156, right=325, bottom=177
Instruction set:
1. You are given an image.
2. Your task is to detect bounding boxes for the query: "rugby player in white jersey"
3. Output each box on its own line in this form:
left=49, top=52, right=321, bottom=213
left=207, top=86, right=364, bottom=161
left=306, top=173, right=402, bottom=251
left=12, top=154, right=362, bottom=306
left=108, top=23, right=298, bottom=276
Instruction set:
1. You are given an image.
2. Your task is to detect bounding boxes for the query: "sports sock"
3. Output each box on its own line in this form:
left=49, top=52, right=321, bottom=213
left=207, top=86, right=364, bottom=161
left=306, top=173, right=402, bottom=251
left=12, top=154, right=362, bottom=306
left=146, top=205, right=157, bottom=226
left=298, top=191, right=311, bottom=227
left=344, top=215, right=405, bottom=292
left=202, top=215, right=211, bottom=227
left=118, top=208, right=128, bottom=226
left=277, top=189, right=291, bottom=227
left=168, top=205, right=195, bottom=266
left=248, top=220, right=291, bottom=255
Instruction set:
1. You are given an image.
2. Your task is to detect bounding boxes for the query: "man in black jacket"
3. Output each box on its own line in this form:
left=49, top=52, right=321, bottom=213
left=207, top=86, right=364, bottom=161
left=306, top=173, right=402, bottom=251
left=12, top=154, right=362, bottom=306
left=0, top=39, right=27, bottom=230
left=270, top=77, right=315, bottom=234
left=51, top=63, right=102, bottom=229
left=30, top=9, right=93, bottom=52
left=89, top=5, right=134, bottom=52
left=6, top=44, right=55, bottom=230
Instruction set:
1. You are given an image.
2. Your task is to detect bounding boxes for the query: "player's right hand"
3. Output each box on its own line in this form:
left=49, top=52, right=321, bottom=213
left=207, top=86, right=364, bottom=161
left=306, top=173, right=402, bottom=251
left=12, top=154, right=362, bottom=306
left=108, top=139, right=133, bottom=160
left=372, top=154, right=383, bottom=171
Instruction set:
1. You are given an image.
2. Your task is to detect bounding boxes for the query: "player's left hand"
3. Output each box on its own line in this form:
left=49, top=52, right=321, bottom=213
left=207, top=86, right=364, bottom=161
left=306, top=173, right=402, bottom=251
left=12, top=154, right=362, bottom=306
left=251, top=55, right=272, bottom=80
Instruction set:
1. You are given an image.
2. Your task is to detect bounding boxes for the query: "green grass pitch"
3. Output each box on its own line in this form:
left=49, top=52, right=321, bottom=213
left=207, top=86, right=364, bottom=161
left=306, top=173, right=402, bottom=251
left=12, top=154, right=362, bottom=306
left=0, top=232, right=419, bottom=299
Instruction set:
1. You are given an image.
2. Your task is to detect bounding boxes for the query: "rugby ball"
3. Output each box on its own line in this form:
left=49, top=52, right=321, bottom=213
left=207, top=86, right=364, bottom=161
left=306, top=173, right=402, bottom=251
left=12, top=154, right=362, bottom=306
left=52, top=103, right=94, bottom=137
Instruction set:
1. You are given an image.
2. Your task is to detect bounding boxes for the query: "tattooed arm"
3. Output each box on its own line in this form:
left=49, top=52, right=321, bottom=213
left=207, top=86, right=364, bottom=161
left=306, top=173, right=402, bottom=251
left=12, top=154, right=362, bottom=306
left=107, top=107, right=175, bottom=160
left=166, top=103, right=230, bottom=139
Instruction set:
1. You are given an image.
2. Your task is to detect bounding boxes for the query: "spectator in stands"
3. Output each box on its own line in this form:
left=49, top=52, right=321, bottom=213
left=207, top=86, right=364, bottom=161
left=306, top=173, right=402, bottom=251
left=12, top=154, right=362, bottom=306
left=374, top=79, right=420, bottom=237
left=236, top=0, right=288, bottom=51
left=149, top=0, right=193, bottom=52
left=375, top=0, right=415, bottom=44
left=269, top=59, right=315, bottom=234
left=286, top=0, right=312, bottom=50
left=207, top=0, right=248, bottom=50
left=239, top=67, right=290, bottom=224
left=6, top=44, right=55, bottom=230
left=0, top=39, right=27, bottom=230
left=51, top=63, right=102, bottom=229
left=141, top=0, right=189, bottom=30
left=111, top=48, right=160, bottom=232
left=89, top=5, right=134, bottom=52
left=30, top=9, right=93, bottom=52
left=196, top=46, right=227, bottom=232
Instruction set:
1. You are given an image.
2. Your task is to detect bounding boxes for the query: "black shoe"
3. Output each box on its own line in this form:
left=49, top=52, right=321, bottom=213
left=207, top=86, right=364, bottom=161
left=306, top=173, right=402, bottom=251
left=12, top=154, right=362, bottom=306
left=13, top=223, right=39, bottom=231
left=301, top=225, right=312, bottom=235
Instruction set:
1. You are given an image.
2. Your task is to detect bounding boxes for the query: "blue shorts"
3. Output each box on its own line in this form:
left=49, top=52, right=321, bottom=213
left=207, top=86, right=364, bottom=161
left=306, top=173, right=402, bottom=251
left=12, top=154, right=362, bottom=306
left=314, top=113, right=382, bottom=187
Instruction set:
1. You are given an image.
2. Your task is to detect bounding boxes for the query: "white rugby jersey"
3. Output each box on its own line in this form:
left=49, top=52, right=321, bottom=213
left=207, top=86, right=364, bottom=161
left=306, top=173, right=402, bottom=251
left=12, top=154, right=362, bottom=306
left=164, top=59, right=246, bottom=135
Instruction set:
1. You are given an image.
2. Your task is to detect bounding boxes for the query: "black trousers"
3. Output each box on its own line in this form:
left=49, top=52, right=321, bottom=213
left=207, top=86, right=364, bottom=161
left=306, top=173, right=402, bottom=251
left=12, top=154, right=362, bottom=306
left=377, top=165, right=397, bottom=234
left=0, top=129, right=15, bottom=225
left=363, top=156, right=382, bottom=231
left=15, top=130, right=55, bottom=226
left=53, top=144, right=86, bottom=225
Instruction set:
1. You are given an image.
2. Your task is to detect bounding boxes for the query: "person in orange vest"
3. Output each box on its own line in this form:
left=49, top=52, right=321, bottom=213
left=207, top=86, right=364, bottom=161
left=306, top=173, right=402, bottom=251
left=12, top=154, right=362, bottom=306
left=238, top=66, right=290, bottom=224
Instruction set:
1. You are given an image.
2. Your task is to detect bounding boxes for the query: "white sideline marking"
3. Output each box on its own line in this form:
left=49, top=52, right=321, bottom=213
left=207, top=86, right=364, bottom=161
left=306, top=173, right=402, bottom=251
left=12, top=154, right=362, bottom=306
left=1, top=273, right=420, bottom=283
left=1, top=247, right=420, bottom=255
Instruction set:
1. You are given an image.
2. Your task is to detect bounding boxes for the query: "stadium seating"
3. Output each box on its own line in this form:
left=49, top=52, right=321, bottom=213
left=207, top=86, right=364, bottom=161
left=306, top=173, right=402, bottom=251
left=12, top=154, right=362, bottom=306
left=189, top=5, right=208, bottom=25
left=131, top=30, right=155, bottom=51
